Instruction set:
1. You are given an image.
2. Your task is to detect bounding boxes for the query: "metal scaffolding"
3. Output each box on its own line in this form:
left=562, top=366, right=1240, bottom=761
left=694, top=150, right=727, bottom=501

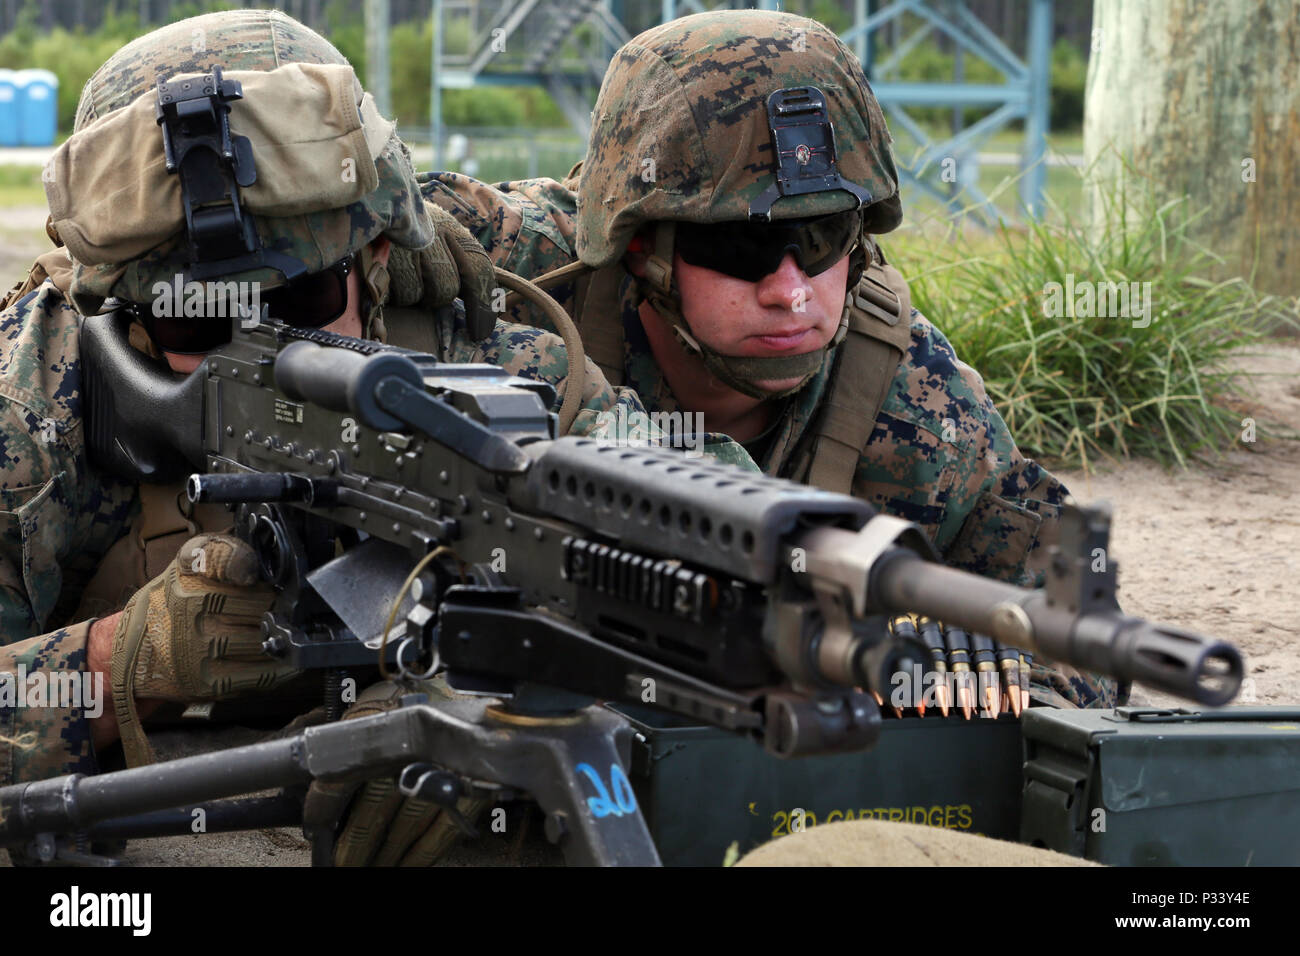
left=427, top=0, right=1055, bottom=221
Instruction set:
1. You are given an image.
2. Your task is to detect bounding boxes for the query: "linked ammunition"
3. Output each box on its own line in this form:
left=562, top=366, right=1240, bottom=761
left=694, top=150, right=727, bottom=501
left=943, top=623, right=976, bottom=720
left=969, top=631, right=1000, bottom=718
left=917, top=617, right=950, bottom=717
left=995, top=642, right=1023, bottom=717
left=1020, top=651, right=1032, bottom=712
left=888, top=616, right=919, bottom=717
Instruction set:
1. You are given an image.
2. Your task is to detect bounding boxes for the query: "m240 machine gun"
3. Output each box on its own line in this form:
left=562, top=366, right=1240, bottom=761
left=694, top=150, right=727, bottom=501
left=0, top=311, right=1244, bottom=865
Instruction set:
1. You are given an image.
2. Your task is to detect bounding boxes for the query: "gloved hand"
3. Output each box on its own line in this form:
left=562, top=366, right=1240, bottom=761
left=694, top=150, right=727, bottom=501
left=388, top=202, right=499, bottom=340
left=303, top=678, right=490, bottom=866
left=110, top=533, right=298, bottom=766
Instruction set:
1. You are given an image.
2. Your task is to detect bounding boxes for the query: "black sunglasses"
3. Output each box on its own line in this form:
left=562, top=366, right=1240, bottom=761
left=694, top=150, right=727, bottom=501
left=674, top=210, right=860, bottom=283
left=137, top=256, right=354, bottom=354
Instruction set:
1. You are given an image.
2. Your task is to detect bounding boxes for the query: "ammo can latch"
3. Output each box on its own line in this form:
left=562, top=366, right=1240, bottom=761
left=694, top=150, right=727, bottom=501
left=1105, top=706, right=1201, bottom=723
left=1020, top=737, right=1096, bottom=858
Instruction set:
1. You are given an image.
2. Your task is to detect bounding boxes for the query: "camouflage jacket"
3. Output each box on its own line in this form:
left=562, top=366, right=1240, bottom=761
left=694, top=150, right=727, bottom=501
left=0, top=255, right=711, bottom=787
left=419, top=171, right=1121, bottom=711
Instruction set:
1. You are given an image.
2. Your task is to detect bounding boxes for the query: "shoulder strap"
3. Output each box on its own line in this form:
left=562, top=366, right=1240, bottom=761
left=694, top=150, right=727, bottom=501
left=572, top=265, right=627, bottom=386
left=382, top=304, right=446, bottom=355
left=493, top=260, right=627, bottom=386
left=804, top=249, right=913, bottom=493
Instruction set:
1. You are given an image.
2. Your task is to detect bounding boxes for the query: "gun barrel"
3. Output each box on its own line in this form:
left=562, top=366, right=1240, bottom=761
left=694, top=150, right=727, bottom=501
left=0, top=735, right=309, bottom=845
left=0, top=708, right=431, bottom=848
left=870, top=549, right=1243, bottom=706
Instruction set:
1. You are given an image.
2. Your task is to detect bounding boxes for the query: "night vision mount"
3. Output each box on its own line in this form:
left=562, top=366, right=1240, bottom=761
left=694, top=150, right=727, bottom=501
left=749, top=86, right=873, bottom=222
left=155, top=64, right=306, bottom=283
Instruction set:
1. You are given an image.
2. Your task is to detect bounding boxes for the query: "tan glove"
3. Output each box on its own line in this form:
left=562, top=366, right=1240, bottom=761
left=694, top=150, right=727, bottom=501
left=387, top=202, right=499, bottom=340
left=303, top=678, right=489, bottom=866
left=110, top=533, right=299, bottom=767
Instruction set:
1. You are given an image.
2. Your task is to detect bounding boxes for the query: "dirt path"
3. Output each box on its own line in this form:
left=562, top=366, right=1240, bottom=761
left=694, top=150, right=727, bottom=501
left=1056, top=342, right=1300, bottom=709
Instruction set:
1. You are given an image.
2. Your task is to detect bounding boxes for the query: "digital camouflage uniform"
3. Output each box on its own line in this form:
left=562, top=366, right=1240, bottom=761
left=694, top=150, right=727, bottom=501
left=0, top=245, right=697, bottom=789
left=414, top=12, right=1120, bottom=711
left=0, top=10, right=737, bottom=792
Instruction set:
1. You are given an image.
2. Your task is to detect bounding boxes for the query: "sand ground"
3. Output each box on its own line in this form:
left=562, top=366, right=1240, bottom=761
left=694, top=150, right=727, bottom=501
left=1056, top=343, right=1300, bottom=710
left=1, top=213, right=1295, bottom=867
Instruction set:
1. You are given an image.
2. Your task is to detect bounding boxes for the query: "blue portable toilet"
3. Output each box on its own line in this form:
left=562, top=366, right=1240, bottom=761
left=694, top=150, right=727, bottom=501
left=0, top=70, right=18, bottom=147
left=16, top=69, right=58, bottom=146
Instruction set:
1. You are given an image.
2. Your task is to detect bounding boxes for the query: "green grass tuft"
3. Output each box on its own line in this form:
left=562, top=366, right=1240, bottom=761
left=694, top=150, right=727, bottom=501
left=886, top=162, right=1293, bottom=471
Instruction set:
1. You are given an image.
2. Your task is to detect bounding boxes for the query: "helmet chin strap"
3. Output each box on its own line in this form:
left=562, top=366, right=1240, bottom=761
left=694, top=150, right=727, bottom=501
left=633, top=221, right=863, bottom=401
left=357, top=242, right=391, bottom=342
left=667, top=321, right=827, bottom=400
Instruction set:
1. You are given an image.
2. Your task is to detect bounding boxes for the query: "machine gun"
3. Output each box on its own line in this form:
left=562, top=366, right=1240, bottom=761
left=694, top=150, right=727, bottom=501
left=0, top=310, right=1245, bottom=865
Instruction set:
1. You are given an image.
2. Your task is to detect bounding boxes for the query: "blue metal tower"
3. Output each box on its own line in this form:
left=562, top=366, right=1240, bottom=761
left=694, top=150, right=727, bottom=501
left=429, top=0, right=1054, bottom=222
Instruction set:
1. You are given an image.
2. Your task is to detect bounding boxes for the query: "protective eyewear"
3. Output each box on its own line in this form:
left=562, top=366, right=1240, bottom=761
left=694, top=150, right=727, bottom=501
left=137, top=256, right=354, bottom=354
left=674, top=209, right=860, bottom=283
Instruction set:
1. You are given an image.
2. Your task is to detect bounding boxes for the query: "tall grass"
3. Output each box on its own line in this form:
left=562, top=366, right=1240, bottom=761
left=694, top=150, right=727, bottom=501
left=886, top=164, right=1293, bottom=471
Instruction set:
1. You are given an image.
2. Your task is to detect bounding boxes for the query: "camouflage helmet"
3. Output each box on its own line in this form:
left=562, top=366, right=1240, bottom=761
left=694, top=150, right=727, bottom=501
left=576, top=9, right=901, bottom=269
left=50, top=9, right=433, bottom=318
left=574, top=10, right=902, bottom=400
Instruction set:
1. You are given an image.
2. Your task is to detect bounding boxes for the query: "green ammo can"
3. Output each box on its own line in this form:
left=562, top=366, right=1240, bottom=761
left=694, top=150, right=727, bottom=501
left=1021, top=707, right=1300, bottom=866
left=610, top=703, right=1024, bottom=866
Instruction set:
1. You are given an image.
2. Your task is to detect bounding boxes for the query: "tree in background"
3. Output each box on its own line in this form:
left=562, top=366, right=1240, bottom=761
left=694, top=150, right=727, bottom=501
left=1085, top=0, right=1298, bottom=298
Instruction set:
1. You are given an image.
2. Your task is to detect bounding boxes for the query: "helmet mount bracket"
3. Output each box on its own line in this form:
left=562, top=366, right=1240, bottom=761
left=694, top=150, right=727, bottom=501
left=748, top=86, right=872, bottom=222
left=155, top=65, right=306, bottom=284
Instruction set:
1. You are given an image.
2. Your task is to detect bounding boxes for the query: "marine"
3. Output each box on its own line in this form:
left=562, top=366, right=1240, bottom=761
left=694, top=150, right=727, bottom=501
left=0, top=9, right=673, bottom=807
left=415, top=9, right=1121, bottom=711
left=0, top=9, right=1106, bottom=868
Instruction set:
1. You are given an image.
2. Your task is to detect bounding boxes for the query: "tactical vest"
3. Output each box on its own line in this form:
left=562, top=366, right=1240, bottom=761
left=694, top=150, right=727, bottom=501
left=563, top=246, right=913, bottom=494
left=74, top=484, right=233, bottom=621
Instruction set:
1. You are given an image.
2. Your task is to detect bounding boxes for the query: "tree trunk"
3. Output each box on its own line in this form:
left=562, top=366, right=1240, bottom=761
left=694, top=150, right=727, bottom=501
left=1085, top=0, right=1299, bottom=299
